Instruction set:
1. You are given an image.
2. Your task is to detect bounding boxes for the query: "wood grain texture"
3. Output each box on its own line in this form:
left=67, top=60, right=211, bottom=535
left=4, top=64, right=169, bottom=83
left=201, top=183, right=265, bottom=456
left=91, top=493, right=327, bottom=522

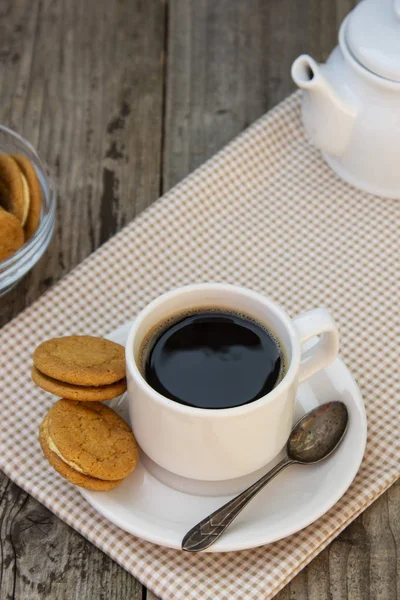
left=0, top=473, right=143, bottom=600
left=1, top=1, right=398, bottom=599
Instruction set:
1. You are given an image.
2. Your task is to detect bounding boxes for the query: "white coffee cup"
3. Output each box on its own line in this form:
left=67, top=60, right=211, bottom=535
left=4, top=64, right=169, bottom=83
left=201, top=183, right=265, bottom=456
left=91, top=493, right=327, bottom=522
left=125, top=284, right=339, bottom=483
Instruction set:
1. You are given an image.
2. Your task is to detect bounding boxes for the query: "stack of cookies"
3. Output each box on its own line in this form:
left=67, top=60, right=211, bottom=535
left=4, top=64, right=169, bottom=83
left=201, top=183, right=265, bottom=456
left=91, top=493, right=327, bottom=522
left=32, top=336, right=127, bottom=401
left=0, top=153, right=42, bottom=261
left=33, top=335, right=138, bottom=490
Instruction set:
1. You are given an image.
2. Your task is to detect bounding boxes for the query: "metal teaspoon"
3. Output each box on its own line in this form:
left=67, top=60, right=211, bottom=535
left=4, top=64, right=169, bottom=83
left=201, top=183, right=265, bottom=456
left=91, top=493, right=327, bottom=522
left=182, top=401, right=349, bottom=552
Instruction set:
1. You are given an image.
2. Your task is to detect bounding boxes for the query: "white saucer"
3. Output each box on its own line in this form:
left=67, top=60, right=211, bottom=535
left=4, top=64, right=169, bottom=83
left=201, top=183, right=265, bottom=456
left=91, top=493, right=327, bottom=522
left=80, top=321, right=367, bottom=552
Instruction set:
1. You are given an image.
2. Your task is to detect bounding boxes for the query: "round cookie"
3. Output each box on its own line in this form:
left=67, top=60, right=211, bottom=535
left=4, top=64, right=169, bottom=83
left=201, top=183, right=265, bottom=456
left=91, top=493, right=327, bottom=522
left=0, top=207, right=24, bottom=261
left=32, top=366, right=127, bottom=401
left=33, top=336, right=126, bottom=386
left=0, top=173, right=30, bottom=226
left=12, top=154, right=42, bottom=239
left=39, top=415, right=124, bottom=491
left=0, top=154, right=25, bottom=223
left=47, top=399, right=138, bottom=480
left=19, top=171, right=30, bottom=226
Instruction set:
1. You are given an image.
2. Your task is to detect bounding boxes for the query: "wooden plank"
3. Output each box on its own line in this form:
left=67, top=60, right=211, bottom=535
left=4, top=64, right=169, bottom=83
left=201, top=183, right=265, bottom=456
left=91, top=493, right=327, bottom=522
left=0, top=473, right=143, bottom=600
left=0, top=0, right=166, bottom=598
left=164, top=0, right=273, bottom=190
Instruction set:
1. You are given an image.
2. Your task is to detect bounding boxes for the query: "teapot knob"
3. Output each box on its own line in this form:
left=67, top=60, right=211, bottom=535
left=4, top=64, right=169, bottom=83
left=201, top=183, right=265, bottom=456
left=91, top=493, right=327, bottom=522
left=394, top=0, right=400, bottom=19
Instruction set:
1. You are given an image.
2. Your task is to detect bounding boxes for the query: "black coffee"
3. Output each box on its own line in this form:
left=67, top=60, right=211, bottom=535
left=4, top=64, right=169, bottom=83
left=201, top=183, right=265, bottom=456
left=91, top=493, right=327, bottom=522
left=141, top=309, right=285, bottom=409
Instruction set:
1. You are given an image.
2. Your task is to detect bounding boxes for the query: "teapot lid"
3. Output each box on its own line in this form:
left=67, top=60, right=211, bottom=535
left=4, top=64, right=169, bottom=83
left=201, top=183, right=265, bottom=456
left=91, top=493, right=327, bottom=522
left=346, top=0, right=400, bottom=82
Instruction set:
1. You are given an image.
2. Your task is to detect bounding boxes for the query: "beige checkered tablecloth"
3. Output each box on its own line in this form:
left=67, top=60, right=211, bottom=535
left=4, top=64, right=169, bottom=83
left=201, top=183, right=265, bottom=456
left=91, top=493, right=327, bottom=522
left=1, top=92, right=399, bottom=600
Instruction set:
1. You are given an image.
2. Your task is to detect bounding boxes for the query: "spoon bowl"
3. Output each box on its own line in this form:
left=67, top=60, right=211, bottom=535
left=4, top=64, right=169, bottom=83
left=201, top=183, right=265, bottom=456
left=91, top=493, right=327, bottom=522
left=287, top=401, right=349, bottom=463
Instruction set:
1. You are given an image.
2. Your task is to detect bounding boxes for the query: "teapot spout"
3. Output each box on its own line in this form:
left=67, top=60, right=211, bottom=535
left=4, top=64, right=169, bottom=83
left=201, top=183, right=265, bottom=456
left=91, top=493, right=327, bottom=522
left=292, top=55, right=357, bottom=157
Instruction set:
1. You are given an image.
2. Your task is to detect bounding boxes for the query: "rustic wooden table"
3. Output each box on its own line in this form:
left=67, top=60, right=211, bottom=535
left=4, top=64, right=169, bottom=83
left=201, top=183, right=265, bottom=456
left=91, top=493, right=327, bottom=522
left=1, top=1, right=398, bottom=599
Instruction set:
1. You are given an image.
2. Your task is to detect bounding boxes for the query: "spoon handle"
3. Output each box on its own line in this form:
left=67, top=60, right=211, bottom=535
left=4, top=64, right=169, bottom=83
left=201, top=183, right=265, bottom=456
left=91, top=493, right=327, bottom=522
left=182, top=456, right=293, bottom=552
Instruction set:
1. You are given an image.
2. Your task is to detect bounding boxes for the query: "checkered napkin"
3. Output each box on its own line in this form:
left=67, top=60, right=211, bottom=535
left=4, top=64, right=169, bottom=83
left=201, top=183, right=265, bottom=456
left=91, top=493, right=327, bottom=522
left=1, top=92, right=399, bottom=600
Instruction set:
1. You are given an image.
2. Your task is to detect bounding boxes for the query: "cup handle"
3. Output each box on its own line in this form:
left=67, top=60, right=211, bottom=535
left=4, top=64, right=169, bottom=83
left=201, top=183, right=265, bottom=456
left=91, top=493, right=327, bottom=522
left=293, top=308, right=339, bottom=384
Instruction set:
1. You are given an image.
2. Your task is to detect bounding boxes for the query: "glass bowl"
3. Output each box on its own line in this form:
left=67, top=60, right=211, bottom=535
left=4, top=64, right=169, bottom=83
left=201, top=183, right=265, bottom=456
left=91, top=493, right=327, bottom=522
left=0, top=125, right=56, bottom=296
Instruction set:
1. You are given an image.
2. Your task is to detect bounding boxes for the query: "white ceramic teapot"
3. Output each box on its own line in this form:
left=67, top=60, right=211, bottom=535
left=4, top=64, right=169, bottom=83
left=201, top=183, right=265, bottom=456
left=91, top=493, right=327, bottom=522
left=292, top=0, right=400, bottom=199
